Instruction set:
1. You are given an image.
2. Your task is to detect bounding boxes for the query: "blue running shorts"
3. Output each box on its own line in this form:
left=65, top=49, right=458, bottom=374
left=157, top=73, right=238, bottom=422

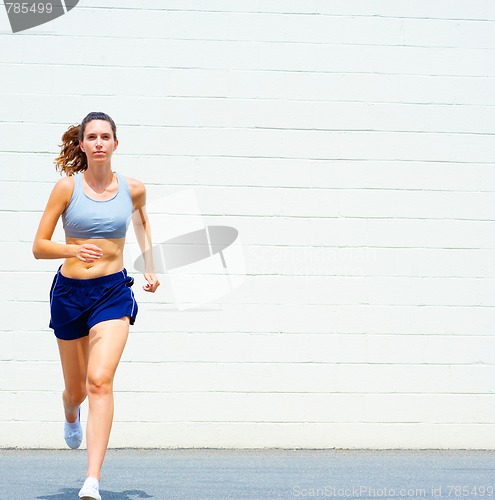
left=49, top=266, right=138, bottom=340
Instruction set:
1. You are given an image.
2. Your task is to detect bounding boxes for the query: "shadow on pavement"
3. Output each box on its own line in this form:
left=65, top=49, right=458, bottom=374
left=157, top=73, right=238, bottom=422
left=37, top=488, right=152, bottom=499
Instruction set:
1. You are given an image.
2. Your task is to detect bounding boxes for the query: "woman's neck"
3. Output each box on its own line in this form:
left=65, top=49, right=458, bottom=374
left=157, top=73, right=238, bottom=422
left=83, top=166, right=115, bottom=192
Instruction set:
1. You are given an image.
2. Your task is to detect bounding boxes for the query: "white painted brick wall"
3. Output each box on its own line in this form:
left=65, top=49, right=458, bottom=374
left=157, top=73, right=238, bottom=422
left=0, top=0, right=494, bottom=449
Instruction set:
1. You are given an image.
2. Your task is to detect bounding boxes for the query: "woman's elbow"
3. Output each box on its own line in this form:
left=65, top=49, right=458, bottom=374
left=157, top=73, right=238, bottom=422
left=32, top=241, right=43, bottom=259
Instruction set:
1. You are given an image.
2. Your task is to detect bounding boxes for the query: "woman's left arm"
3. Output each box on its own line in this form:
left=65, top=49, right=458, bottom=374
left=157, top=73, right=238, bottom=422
left=129, top=178, right=160, bottom=293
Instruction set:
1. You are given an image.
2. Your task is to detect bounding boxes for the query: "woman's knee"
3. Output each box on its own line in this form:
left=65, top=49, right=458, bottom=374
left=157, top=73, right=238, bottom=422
left=64, top=384, right=87, bottom=405
left=86, top=370, right=113, bottom=395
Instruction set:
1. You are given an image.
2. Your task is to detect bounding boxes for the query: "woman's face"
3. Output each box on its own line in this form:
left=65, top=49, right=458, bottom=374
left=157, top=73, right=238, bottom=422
left=79, top=119, right=118, bottom=163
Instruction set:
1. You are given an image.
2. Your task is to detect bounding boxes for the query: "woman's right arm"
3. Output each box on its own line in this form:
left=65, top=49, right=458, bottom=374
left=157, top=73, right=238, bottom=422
left=32, top=177, right=80, bottom=259
left=33, top=177, right=104, bottom=262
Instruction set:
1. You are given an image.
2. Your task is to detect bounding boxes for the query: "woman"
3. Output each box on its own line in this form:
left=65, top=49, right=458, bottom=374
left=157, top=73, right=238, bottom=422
left=32, top=112, right=159, bottom=500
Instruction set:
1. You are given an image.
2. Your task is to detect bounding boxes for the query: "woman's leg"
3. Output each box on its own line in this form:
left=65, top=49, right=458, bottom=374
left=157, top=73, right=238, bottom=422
left=85, top=317, right=129, bottom=480
left=57, top=336, right=89, bottom=423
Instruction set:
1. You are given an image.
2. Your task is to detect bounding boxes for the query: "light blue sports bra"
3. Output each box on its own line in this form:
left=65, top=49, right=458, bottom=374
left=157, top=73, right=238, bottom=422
left=62, top=172, right=133, bottom=239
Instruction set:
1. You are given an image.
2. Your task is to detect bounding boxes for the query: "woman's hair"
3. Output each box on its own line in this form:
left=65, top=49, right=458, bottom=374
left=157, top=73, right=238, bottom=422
left=54, top=112, right=117, bottom=176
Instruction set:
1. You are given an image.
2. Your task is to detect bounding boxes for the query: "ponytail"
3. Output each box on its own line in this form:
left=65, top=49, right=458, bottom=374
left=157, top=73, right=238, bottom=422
left=54, top=124, right=87, bottom=176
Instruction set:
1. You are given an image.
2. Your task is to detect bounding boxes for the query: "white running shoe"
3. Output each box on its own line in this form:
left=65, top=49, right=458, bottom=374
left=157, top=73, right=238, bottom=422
left=78, top=476, right=101, bottom=500
left=63, top=407, right=82, bottom=449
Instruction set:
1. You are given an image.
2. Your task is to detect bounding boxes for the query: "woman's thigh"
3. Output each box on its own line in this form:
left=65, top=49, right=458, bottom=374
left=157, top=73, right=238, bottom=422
left=57, top=336, right=89, bottom=393
left=87, top=317, right=130, bottom=385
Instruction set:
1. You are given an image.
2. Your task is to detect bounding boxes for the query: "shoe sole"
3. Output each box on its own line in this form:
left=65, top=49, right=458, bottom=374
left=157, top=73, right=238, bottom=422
left=79, top=488, right=101, bottom=500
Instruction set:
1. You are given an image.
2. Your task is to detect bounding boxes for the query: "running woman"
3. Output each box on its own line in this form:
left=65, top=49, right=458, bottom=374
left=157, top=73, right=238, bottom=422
left=33, top=112, right=160, bottom=500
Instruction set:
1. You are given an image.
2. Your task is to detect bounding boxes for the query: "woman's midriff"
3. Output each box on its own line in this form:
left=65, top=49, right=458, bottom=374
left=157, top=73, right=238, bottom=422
left=60, top=237, right=126, bottom=279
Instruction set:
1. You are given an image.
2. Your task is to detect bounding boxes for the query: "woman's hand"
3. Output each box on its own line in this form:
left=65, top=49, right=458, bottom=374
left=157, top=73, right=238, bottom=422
left=143, top=273, right=160, bottom=293
left=75, top=243, right=103, bottom=263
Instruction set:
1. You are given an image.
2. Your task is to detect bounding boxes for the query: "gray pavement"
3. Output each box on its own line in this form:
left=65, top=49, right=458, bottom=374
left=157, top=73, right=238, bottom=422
left=0, top=448, right=495, bottom=500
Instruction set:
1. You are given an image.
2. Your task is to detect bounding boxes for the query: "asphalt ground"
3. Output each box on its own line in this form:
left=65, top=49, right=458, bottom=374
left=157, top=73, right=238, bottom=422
left=1, top=448, right=495, bottom=500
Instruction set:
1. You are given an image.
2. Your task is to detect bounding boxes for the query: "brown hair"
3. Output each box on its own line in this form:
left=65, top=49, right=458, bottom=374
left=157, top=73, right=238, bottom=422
left=54, top=112, right=117, bottom=176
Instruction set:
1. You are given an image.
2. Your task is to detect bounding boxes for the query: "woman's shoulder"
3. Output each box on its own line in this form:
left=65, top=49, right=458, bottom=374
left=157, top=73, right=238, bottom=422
left=52, top=174, right=75, bottom=198
left=122, top=175, right=145, bottom=195
left=120, top=175, right=146, bottom=209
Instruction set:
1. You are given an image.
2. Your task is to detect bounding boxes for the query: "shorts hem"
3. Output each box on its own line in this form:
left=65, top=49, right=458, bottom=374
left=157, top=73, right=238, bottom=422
left=87, top=313, right=137, bottom=331
left=53, top=329, right=90, bottom=341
